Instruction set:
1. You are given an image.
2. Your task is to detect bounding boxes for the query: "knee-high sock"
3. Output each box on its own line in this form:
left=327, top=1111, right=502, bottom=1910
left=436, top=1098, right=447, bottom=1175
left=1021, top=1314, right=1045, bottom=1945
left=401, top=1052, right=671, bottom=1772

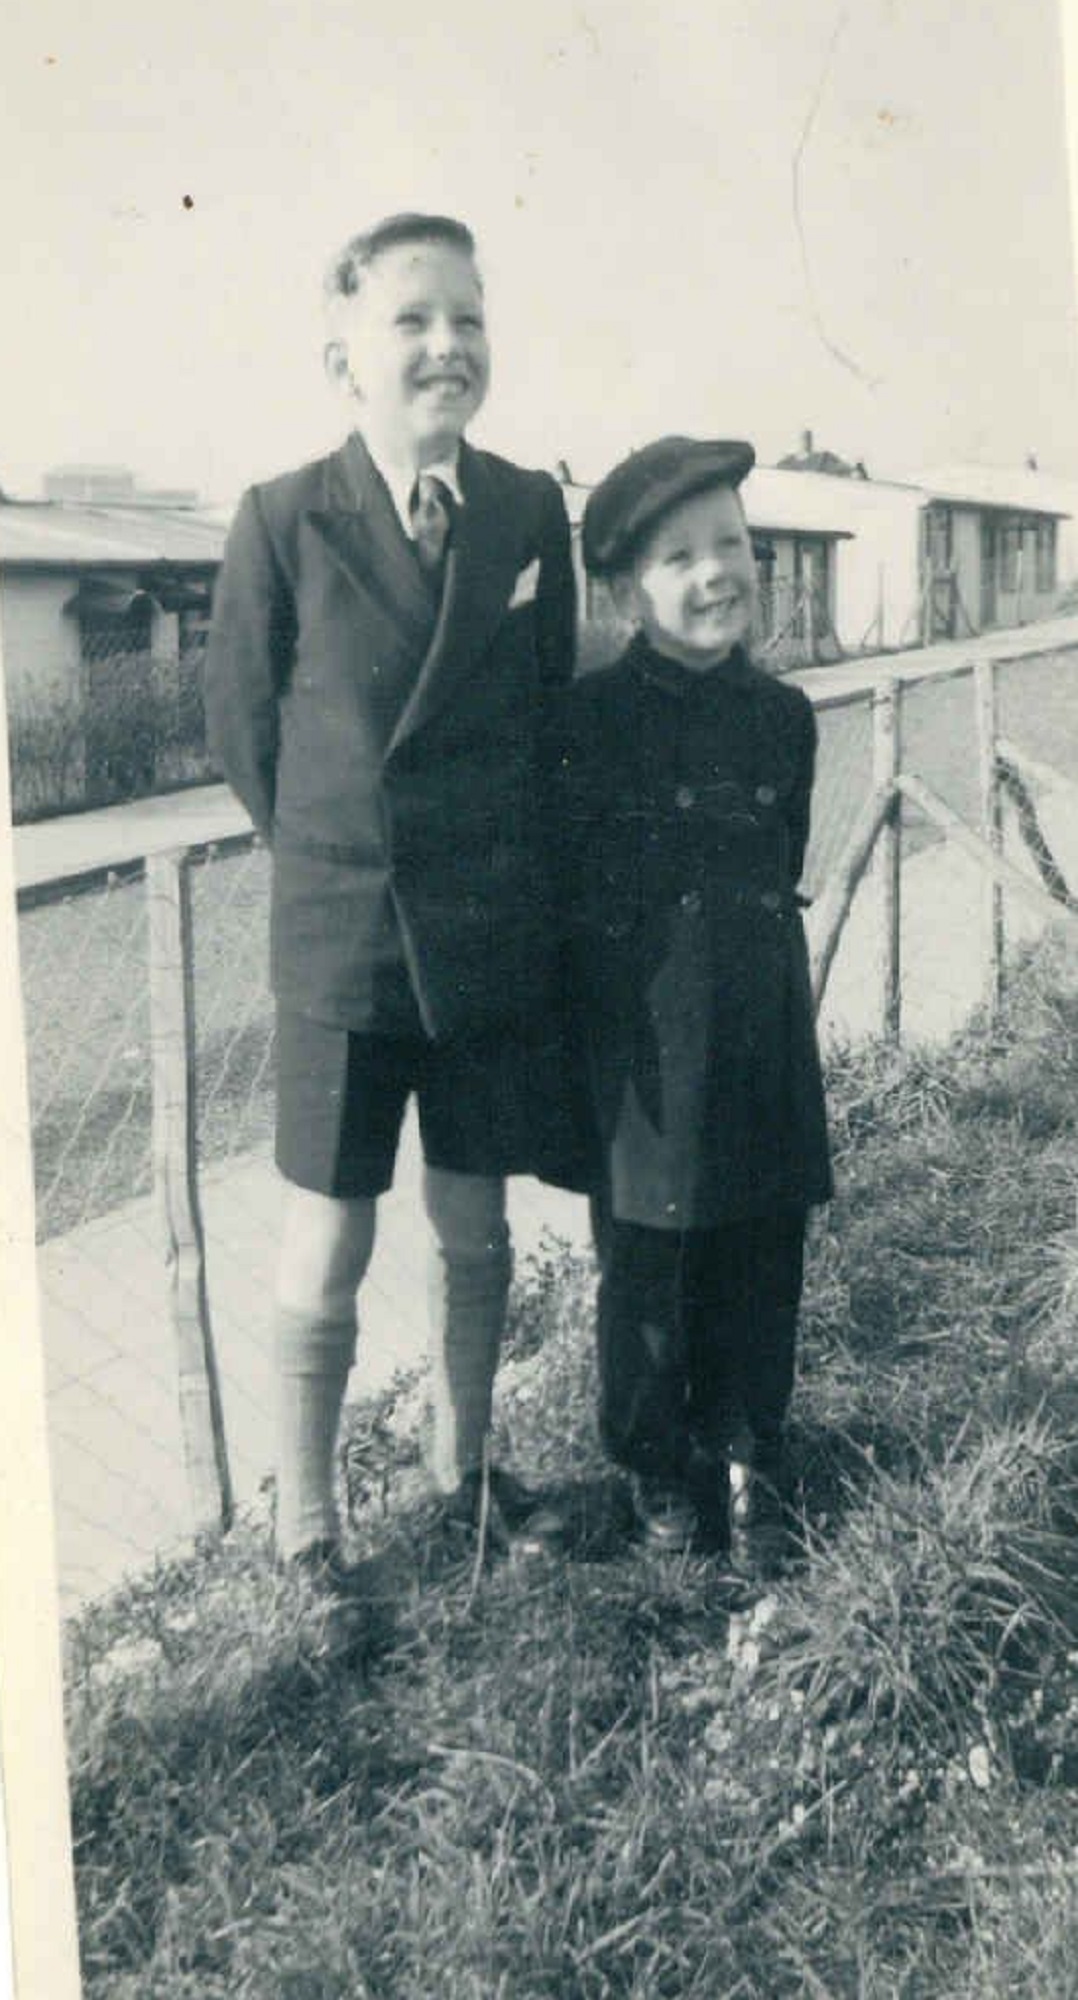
left=426, top=1229, right=512, bottom=1492
left=273, top=1307, right=357, bottom=1560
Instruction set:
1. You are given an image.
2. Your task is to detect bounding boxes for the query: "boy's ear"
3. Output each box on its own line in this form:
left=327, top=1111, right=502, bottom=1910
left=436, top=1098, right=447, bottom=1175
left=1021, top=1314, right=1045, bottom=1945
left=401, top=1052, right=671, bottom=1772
left=323, top=339, right=351, bottom=388
left=608, top=571, right=639, bottom=624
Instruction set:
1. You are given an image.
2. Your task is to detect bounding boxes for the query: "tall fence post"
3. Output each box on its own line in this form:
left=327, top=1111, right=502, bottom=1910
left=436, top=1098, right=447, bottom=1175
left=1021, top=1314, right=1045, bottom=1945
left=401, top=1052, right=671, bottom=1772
left=804, top=580, right=816, bottom=664
left=974, top=657, right=1004, bottom=1015
left=147, top=848, right=233, bottom=1534
left=872, top=678, right=902, bottom=1039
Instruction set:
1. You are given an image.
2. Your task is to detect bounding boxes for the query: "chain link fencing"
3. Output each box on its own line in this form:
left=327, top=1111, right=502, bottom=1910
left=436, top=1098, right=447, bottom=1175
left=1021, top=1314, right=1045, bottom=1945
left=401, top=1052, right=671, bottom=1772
left=19, top=836, right=281, bottom=1612
left=810, top=640, right=1078, bottom=1046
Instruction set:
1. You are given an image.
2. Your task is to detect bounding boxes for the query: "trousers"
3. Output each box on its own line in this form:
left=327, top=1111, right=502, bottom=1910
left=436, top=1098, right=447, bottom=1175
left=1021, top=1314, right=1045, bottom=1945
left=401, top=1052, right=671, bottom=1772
left=592, top=1196, right=807, bottom=1482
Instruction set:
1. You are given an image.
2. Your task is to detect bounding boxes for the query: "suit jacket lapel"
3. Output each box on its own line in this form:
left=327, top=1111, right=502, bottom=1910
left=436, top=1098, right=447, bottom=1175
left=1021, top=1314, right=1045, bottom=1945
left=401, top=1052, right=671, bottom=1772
left=306, top=434, right=435, bottom=647
left=389, top=443, right=522, bottom=750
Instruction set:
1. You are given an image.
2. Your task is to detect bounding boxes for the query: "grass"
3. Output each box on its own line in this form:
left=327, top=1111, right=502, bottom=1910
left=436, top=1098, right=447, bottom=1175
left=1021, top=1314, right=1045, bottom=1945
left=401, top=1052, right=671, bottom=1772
left=60, top=928, right=1078, bottom=1997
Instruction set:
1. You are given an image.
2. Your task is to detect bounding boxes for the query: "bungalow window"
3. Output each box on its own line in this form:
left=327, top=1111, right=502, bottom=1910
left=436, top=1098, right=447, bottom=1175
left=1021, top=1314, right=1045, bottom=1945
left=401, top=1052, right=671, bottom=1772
left=999, top=520, right=1022, bottom=594
left=178, top=603, right=210, bottom=649
left=751, top=535, right=777, bottom=578
left=752, top=537, right=777, bottom=639
left=924, top=505, right=953, bottom=572
left=69, top=577, right=153, bottom=663
left=1035, top=519, right=1057, bottom=593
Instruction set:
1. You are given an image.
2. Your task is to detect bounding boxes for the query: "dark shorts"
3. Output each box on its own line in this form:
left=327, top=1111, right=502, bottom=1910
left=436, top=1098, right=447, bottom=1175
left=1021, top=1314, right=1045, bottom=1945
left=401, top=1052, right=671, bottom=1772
left=275, top=1007, right=596, bottom=1198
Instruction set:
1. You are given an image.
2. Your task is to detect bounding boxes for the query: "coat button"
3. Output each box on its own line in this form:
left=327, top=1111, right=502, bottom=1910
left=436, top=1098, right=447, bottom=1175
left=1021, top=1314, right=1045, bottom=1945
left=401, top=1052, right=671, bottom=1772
left=680, top=889, right=703, bottom=917
left=760, top=890, right=781, bottom=912
left=755, top=784, right=776, bottom=806
left=675, top=785, right=696, bottom=810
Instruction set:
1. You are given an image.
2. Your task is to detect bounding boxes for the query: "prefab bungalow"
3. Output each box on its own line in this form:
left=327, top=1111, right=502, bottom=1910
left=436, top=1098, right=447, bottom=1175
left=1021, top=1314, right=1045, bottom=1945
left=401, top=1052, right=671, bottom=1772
left=0, top=496, right=225, bottom=817
left=909, top=464, right=1075, bottom=641
left=740, top=467, right=857, bottom=664
left=746, top=466, right=932, bottom=656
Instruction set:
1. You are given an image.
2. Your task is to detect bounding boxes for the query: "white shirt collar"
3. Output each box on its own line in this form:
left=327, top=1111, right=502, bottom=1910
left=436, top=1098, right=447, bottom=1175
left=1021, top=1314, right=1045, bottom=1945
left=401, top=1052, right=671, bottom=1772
left=363, top=439, right=464, bottom=539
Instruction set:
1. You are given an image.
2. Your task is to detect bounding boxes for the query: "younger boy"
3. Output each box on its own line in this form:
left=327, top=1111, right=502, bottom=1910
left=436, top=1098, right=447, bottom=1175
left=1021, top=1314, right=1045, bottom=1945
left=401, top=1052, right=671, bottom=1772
left=563, top=437, right=832, bottom=1560
left=205, top=214, right=578, bottom=1577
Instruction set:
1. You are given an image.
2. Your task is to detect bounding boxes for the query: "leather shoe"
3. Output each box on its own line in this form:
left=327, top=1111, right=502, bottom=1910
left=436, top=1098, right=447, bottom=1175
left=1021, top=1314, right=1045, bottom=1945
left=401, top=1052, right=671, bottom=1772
left=440, top=1465, right=566, bottom=1557
left=684, top=1449, right=732, bottom=1557
left=630, top=1475, right=696, bottom=1552
left=730, top=1443, right=794, bottom=1580
left=282, top=1537, right=364, bottom=1600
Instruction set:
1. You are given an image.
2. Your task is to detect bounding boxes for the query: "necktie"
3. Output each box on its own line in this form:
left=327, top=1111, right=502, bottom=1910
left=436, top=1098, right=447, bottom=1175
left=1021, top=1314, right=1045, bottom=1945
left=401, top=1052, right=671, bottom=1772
left=409, top=473, right=455, bottom=582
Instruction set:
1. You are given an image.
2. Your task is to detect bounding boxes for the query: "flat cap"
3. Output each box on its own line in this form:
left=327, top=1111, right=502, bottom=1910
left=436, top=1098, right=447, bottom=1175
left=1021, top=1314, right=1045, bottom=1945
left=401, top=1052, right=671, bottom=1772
left=582, top=435, right=755, bottom=576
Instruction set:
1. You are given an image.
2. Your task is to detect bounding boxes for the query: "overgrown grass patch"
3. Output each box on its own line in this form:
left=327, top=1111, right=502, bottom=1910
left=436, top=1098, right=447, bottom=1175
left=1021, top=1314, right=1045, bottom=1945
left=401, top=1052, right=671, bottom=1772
left=64, top=930, right=1078, bottom=1996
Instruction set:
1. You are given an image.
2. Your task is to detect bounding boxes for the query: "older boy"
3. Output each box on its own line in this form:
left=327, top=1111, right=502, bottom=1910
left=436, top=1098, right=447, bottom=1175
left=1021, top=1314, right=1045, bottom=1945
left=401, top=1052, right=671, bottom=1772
left=564, top=437, right=832, bottom=1562
left=205, top=214, right=578, bottom=1575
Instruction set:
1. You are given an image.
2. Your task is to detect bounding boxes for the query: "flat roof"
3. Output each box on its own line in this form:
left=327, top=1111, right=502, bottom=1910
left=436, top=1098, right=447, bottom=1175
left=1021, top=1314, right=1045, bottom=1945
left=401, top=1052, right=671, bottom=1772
left=0, top=500, right=226, bottom=567
left=910, top=463, right=1072, bottom=518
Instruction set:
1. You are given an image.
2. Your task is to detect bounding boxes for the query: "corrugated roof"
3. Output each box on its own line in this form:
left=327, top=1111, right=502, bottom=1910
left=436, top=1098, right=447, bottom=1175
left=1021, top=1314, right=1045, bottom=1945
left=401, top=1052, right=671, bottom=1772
left=0, top=500, right=226, bottom=566
left=910, top=463, right=1073, bottom=518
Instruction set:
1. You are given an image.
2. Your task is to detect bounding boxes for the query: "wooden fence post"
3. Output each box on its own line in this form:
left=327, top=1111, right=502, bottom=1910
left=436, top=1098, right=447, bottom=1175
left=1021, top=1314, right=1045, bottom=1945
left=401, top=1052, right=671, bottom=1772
left=974, top=658, right=1004, bottom=1014
left=147, top=848, right=233, bottom=1534
left=810, top=780, right=898, bottom=1013
left=872, top=678, right=902, bottom=1039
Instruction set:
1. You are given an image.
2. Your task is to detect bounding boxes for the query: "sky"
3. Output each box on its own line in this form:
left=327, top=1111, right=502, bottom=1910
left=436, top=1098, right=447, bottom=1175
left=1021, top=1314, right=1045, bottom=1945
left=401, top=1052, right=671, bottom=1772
left=2, top=0, right=1078, bottom=505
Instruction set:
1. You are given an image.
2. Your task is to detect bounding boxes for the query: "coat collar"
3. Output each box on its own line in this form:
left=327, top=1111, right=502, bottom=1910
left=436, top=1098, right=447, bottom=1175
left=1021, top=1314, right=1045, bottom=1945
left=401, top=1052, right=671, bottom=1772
left=316, top=431, right=434, bottom=640
left=305, top=435, right=525, bottom=748
left=630, top=633, right=759, bottom=697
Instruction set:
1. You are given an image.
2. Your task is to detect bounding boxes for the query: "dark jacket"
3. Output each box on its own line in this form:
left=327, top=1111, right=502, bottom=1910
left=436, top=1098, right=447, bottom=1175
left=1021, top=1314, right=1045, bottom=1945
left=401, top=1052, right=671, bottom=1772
left=561, top=635, right=832, bottom=1228
left=204, top=433, right=576, bottom=1038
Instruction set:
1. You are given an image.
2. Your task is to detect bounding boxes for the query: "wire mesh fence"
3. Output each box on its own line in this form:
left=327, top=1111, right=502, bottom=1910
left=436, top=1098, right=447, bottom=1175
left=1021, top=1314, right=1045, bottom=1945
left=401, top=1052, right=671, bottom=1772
left=21, top=869, right=152, bottom=1241
left=809, top=644, right=1078, bottom=1048
left=19, top=833, right=274, bottom=1245
left=23, top=859, right=197, bottom=1607
left=18, top=835, right=279, bottom=1612
left=899, top=665, right=980, bottom=847
left=187, top=839, right=275, bottom=1167
left=16, top=628, right=1078, bottom=1612
left=996, top=643, right=1078, bottom=778
left=804, top=689, right=875, bottom=899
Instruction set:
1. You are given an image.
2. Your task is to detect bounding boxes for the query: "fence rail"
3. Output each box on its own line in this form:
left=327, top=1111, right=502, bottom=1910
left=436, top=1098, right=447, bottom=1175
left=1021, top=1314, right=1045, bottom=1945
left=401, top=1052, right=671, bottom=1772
left=808, top=655, right=1078, bottom=1037
left=16, top=633, right=1078, bottom=1590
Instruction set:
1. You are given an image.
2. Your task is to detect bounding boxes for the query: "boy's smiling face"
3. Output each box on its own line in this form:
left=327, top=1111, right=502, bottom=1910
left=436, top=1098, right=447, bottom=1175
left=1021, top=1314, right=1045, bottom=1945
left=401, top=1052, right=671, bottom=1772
left=337, top=239, right=490, bottom=464
left=619, top=484, right=757, bottom=669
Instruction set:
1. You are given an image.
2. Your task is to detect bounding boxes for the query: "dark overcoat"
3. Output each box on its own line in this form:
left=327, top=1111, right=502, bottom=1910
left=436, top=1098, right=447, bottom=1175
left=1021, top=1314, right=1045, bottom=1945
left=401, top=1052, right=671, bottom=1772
left=204, top=433, right=576, bottom=1039
left=561, top=635, right=832, bottom=1229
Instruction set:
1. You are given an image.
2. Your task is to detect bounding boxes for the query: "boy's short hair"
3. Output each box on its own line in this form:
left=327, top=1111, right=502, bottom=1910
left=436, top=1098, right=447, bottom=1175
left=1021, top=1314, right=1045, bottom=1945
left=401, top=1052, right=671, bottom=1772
left=324, top=213, right=480, bottom=305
